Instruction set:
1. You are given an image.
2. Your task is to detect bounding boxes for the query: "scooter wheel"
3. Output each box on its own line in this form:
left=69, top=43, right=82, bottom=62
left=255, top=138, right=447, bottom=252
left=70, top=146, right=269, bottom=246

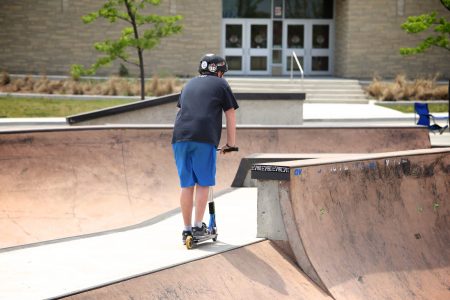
left=212, top=236, right=217, bottom=242
left=186, top=236, right=193, bottom=250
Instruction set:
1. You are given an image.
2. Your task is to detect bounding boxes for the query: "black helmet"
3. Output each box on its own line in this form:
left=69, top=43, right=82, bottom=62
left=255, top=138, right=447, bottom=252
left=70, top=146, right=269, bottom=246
left=198, top=54, right=228, bottom=75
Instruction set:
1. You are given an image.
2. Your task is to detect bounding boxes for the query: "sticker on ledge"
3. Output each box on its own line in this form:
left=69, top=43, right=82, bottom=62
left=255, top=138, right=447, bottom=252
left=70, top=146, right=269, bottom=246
left=251, top=165, right=290, bottom=173
left=294, top=168, right=302, bottom=176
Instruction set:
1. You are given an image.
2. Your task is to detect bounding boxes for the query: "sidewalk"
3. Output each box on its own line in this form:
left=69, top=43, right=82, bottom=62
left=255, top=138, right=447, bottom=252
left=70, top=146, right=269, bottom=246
left=302, top=103, right=449, bottom=147
left=304, top=102, right=408, bottom=120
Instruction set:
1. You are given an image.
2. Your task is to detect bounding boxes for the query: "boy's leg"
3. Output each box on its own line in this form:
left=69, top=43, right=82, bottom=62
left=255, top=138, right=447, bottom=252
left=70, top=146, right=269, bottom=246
left=173, top=141, right=196, bottom=229
left=180, top=186, right=195, bottom=227
left=191, top=142, right=216, bottom=227
left=194, top=185, right=209, bottom=226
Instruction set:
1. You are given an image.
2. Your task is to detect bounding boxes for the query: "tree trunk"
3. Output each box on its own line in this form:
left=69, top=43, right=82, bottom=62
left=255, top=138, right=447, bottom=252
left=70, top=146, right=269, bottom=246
left=125, top=0, right=145, bottom=100
left=138, top=49, right=145, bottom=100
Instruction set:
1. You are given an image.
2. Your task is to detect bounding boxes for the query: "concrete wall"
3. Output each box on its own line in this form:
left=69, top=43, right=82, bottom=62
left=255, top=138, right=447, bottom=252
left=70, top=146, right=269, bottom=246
left=71, top=99, right=304, bottom=126
left=335, top=0, right=450, bottom=79
left=0, top=0, right=221, bottom=77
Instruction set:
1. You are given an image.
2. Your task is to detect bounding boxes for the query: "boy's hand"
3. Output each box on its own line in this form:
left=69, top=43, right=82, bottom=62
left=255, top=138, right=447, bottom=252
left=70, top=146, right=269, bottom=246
left=220, top=144, right=239, bottom=154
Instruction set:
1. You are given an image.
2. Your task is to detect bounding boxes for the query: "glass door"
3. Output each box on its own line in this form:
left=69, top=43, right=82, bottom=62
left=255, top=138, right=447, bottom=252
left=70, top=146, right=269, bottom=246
left=283, top=20, right=333, bottom=75
left=310, top=20, right=333, bottom=75
left=283, top=20, right=306, bottom=75
left=223, top=19, right=245, bottom=75
left=247, top=20, right=271, bottom=75
left=223, top=19, right=272, bottom=75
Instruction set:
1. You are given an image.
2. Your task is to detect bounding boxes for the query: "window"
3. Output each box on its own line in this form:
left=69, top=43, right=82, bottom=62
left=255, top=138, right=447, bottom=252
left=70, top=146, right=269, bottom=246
left=312, top=25, right=329, bottom=49
left=286, top=55, right=304, bottom=71
left=226, top=56, right=243, bottom=71
left=287, top=25, right=304, bottom=48
left=251, top=24, right=268, bottom=49
left=285, top=0, right=333, bottom=19
left=312, top=56, right=329, bottom=71
left=225, top=24, right=243, bottom=48
left=223, top=0, right=271, bottom=18
left=273, top=21, right=282, bottom=48
left=251, top=57, right=267, bottom=71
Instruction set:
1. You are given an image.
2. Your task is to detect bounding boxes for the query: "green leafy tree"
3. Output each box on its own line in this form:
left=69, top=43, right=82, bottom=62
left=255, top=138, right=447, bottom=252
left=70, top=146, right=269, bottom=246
left=71, top=0, right=182, bottom=100
left=400, top=0, right=450, bottom=55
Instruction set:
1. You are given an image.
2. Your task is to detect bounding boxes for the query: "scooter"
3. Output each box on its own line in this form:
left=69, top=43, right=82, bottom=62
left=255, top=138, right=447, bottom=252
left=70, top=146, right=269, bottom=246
left=185, top=146, right=238, bottom=250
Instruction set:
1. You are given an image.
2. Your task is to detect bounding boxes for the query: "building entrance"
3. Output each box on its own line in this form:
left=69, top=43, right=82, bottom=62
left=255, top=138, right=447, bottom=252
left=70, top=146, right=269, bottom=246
left=283, top=19, right=333, bottom=76
left=222, top=0, right=334, bottom=76
left=223, top=19, right=272, bottom=75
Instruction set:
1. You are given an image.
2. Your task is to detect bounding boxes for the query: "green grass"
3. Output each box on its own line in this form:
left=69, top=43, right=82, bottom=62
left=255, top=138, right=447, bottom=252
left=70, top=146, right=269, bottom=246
left=0, top=96, right=135, bottom=117
left=1, top=95, right=447, bottom=118
left=376, top=103, right=449, bottom=113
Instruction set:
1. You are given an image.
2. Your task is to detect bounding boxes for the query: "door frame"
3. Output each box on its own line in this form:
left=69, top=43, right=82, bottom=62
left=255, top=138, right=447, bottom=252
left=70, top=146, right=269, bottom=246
left=282, top=19, right=334, bottom=76
left=222, top=19, right=272, bottom=75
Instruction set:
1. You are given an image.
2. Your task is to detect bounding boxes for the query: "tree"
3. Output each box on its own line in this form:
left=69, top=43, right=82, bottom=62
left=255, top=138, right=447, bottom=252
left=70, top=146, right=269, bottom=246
left=400, top=0, right=450, bottom=55
left=71, top=0, right=182, bottom=100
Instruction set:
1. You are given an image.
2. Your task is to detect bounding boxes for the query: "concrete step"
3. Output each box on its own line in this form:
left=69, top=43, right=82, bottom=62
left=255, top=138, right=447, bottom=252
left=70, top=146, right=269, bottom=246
left=304, top=99, right=369, bottom=104
left=226, top=77, right=370, bottom=104
left=228, top=84, right=364, bottom=90
left=228, top=81, right=364, bottom=87
left=226, top=78, right=361, bottom=83
left=303, top=90, right=368, bottom=94
left=230, top=85, right=365, bottom=91
left=307, top=94, right=368, bottom=99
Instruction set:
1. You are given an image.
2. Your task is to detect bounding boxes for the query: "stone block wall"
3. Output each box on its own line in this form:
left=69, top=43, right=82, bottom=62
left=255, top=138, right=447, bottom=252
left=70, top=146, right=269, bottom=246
left=335, top=0, right=450, bottom=79
left=0, top=0, right=221, bottom=77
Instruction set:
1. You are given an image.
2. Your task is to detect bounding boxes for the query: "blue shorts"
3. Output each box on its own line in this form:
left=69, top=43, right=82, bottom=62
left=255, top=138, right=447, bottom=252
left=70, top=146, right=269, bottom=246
left=172, top=141, right=217, bottom=188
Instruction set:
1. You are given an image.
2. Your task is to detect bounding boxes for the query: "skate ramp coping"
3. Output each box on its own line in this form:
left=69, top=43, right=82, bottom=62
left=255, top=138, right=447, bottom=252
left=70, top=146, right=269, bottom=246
left=66, top=92, right=305, bottom=126
left=251, top=148, right=450, bottom=299
left=232, top=153, right=356, bottom=187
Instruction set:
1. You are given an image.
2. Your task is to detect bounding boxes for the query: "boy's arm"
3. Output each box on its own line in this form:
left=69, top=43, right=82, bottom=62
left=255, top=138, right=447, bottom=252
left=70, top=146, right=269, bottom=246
left=221, top=108, right=236, bottom=153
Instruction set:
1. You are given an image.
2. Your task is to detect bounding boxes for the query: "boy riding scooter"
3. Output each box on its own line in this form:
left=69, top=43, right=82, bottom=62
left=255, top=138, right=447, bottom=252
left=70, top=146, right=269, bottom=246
left=171, top=54, right=239, bottom=247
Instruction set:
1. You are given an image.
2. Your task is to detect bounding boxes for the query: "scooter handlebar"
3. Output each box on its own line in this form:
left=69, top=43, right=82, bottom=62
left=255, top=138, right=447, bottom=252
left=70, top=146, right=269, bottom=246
left=217, top=146, right=239, bottom=153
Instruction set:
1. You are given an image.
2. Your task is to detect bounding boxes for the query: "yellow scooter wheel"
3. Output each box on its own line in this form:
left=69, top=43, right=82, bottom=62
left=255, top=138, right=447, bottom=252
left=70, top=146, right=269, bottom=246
left=185, top=235, right=193, bottom=250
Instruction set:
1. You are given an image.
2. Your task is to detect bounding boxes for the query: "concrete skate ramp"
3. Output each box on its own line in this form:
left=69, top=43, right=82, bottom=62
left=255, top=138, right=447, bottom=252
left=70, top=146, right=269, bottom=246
left=0, top=126, right=430, bottom=249
left=64, top=241, right=332, bottom=300
left=252, top=148, right=450, bottom=299
left=67, top=92, right=306, bottom=126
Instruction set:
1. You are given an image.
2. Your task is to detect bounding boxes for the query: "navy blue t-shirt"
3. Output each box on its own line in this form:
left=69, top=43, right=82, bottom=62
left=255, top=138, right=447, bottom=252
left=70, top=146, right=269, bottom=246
left=172, top=75, right=239, bottom=147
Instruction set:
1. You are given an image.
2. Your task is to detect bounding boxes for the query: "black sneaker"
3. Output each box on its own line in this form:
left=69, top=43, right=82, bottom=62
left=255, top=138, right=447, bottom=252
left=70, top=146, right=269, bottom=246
left=192, top=222, right=208, bottom=238
left=182, top=230, right=192, bottom=245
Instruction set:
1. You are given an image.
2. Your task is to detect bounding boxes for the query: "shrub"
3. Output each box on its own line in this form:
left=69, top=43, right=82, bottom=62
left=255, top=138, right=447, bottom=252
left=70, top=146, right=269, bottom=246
left=0, top=71, right=11, bottom=86
left=366, top=74, right=448, bottom=101
left=0, top=74, right=183, bottom=97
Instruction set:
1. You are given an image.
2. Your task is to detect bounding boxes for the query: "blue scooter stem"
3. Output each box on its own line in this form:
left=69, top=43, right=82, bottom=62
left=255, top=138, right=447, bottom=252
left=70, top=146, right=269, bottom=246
left=208, top=201, right=216, bottom=231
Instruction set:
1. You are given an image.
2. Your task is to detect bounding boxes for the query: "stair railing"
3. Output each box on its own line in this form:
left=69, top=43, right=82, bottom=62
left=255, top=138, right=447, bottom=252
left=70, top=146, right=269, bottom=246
left=290, top=51, right=304, bottom=80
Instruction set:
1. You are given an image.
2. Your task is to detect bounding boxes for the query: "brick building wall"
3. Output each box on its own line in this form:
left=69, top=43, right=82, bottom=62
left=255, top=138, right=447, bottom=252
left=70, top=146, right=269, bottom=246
left=0, top=0, right=221, bottom=77
left=335, top=0, right=450, bottom=79
left=0, top=0, right=448, bottom=79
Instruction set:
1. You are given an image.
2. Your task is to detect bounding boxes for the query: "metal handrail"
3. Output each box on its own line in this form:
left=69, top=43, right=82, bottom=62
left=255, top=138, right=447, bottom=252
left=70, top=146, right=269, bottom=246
left=290, top=51, right=304, bottom=80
